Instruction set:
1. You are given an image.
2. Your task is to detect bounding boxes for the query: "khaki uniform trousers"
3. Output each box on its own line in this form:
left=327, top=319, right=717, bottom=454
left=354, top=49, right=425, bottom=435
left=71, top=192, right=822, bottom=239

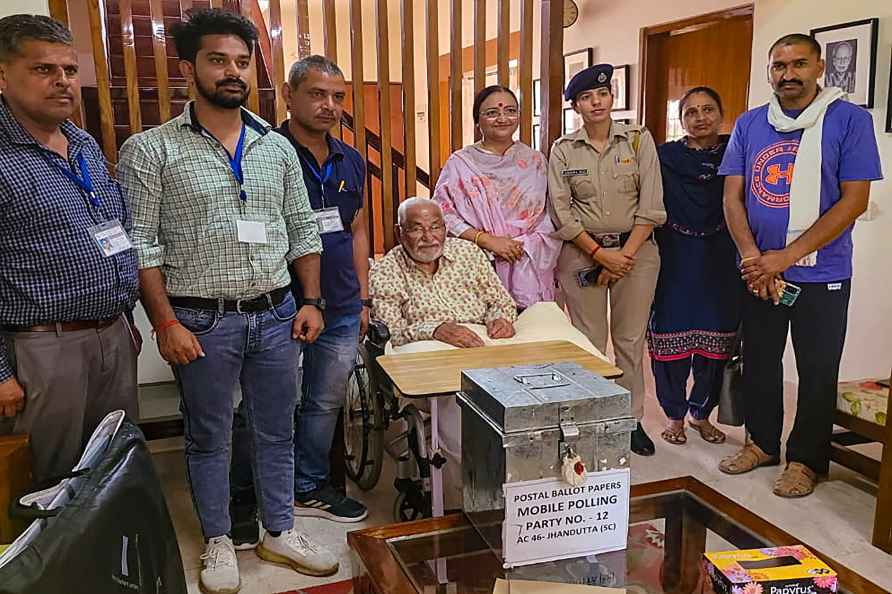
left=557, top=239, right=660, bottom=419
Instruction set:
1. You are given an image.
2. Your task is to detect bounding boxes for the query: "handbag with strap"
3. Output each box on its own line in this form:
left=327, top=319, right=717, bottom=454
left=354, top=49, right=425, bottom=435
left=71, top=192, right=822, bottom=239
left=717, top=325, right=745, bottom=427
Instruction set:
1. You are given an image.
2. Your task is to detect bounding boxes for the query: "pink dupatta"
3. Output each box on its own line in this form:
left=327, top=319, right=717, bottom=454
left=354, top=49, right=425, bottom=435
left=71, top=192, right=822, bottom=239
left=433, top=142, right=561, bottom=308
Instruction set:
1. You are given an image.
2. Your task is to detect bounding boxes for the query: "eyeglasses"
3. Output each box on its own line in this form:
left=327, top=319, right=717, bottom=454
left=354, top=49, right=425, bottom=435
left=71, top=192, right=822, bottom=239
left=400, top=223, right=446, bottom=239
left=480, top=107, right=519, bottom=120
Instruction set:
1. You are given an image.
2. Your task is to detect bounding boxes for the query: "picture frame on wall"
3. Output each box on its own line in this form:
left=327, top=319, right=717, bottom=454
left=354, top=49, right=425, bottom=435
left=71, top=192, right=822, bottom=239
left=611, top=64, right=630, bottom=111
left=563, top=48, right=593, bottom=88
left=887, top=48, right=892, bottom=133
left=533, top=79, right=542, bottom=117
left=810, top=18, right=879, bottom=108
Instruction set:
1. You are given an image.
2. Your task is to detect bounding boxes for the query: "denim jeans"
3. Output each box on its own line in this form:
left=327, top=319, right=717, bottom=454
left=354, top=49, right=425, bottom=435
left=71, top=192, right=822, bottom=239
left=294, top=312, right=360, bottom=493
left=231, top=312, right=359, bottom=497
left=174, top=292, right=300, bottom=539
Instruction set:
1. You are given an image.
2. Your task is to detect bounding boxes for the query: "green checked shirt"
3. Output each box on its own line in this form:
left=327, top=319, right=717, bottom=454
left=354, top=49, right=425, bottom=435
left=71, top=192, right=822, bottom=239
left=118, top=103, right=322, bottom=300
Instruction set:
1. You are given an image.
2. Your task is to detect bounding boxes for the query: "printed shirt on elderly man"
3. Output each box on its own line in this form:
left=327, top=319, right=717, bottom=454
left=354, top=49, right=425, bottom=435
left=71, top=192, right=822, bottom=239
left=370, top=237, right=518, bottom=346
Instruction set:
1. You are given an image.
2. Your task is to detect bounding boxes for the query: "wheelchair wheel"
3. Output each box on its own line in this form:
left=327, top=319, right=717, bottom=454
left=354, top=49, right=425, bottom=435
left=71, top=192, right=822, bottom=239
left=344, top=344, right=384, bottom=491
left=393, top=491, right=425, bottom=523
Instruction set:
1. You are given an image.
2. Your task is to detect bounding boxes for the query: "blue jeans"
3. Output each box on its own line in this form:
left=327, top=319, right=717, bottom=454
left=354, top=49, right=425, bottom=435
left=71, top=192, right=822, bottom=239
left=231, top=312, right=359, bottom=497
left=294, top=312, right=360, bottom=493
left=174, top=293, right=300, bottom=539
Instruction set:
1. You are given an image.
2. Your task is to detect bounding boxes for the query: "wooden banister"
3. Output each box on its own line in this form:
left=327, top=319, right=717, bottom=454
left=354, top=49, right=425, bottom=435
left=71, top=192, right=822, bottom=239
left=449, top=0, right=463, bottom=153
left=376, top=0, right=395, bottom=250
left=400, top=0, right=417, bottom=198
left=148, top=0, right=172, bottom=122
left=87, top=0, right=118, bottom=161
left=497, top=0, right=509, bottom=87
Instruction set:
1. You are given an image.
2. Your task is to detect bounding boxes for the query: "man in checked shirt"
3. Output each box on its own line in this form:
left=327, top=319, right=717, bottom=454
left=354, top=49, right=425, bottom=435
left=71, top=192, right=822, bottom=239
left=0, top=16, right=139, bottom=483
left=117, top=9, right=334, bottom=592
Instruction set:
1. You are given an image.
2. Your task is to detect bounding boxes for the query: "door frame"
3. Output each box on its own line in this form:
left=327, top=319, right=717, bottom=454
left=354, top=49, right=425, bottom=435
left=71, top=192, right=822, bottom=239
left=637, top=4, right=755, bottom=128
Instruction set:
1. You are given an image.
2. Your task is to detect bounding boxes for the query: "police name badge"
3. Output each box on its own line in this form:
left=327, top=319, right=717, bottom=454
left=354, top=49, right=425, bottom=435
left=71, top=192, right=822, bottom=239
left=561, top=168, right=589, bottom=177
left=236, top=220, right=268, bottom=244
left=89, top=219, right=133, bottom=257
left=313, top=207, right=344, bottom=234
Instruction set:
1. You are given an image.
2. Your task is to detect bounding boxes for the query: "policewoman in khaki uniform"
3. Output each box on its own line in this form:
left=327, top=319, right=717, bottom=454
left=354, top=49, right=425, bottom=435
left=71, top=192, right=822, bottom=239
left=547, top=64, right=666, bottom=456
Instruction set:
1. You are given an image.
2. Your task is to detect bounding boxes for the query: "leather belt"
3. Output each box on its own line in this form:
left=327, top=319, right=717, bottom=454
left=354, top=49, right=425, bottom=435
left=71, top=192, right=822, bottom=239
left=168, top=286, right=290, bottom=313
left=593, top=232, right=652, bottom=248
left=3, top=318, right=118, bottom=333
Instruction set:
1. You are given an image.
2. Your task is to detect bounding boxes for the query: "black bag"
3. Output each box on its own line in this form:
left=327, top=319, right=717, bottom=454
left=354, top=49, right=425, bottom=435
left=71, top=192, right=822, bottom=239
left=717, top=326, right=745, bottom=427
left=0, top=416, right=186, bottom=594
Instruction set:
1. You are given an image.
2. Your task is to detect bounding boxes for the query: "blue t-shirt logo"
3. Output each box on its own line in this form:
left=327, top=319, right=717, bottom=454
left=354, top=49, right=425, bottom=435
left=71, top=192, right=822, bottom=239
left=751, top=139, right=798, bottom=209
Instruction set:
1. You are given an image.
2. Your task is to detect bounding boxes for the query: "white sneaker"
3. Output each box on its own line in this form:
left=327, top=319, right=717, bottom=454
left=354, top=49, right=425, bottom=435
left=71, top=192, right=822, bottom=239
left=199, top=536, right=240, bottom=594
left=256, top=529, right=339, bottom=577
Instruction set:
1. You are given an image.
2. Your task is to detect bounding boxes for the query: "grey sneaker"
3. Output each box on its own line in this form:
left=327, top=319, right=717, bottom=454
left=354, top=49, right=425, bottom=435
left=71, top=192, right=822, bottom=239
left=199, top=536, right=240, bottom=594
left=256, top=529, right=338, bottom=577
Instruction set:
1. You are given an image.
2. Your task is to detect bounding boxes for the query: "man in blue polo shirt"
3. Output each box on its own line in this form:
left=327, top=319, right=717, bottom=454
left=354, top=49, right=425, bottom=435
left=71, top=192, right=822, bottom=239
left=230, top=55, right=369, bottom=542
left=718, top=33, right=882, bottom=498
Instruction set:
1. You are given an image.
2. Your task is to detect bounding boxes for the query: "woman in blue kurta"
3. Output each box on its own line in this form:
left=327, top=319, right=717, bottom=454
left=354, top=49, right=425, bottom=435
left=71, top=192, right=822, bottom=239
left=647, top=87, right=740, bottom=445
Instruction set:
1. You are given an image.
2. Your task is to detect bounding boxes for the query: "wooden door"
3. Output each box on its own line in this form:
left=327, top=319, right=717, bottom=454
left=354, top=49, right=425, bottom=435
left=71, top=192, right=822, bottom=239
left=641, top=6, right=754, bottom=146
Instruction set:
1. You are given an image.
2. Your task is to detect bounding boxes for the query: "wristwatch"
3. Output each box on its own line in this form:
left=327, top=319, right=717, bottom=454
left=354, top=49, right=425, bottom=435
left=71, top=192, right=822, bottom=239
left=303, top=297, right=326, bottom=311
left=360, top=298, right=372, bottom=308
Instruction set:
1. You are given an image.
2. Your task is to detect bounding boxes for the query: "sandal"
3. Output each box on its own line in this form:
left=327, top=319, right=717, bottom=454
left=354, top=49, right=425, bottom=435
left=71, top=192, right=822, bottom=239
left=773, top=462, right=817, bottom=498
left=718, top=442, right=780, bottom=475
left=661, top=425, right=687, bottom=445
left=688, top=420, right=726, bottom=444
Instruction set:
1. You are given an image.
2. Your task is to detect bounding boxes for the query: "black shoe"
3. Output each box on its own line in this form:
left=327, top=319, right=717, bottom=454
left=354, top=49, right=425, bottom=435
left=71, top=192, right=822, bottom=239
left=230, top=497, right=260, bottom=550
left=631, top=422, right=656, bottom=456
left=294, top=485, right=369, bottom=523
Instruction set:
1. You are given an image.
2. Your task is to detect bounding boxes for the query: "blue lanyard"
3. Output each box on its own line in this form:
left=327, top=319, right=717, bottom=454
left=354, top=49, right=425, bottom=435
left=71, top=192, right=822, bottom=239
left=199, top=122, right=248, bottom=203
left=300, top=155, right=334, bottom=186
left=229, top=124, right=247, bottom=202
left=54, top=152, right=99, bottom=209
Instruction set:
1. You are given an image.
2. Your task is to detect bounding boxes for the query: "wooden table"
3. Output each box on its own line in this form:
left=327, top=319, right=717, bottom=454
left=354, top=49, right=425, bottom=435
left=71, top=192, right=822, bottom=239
left=348, top=476, right=886, bottom=594
left=376, top=340, right=623, bottom=397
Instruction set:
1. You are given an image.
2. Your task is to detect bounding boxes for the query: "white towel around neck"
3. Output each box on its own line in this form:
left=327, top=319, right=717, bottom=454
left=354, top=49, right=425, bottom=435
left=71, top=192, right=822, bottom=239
left=766, top=86, right=846, bottom=267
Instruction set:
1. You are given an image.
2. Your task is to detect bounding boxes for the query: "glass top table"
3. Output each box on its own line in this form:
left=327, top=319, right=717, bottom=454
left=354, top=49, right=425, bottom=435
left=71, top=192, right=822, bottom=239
left=348, top=476, right=883, bottom=594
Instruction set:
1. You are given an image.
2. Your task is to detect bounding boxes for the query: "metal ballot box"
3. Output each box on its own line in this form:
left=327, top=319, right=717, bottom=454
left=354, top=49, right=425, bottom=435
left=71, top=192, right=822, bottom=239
left=457, top=362, right=634, bottom=562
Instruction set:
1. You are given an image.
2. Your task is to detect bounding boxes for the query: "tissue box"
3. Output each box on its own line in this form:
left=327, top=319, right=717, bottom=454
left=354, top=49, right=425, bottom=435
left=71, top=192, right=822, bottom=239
left=704, top=546, right=838, bottom=594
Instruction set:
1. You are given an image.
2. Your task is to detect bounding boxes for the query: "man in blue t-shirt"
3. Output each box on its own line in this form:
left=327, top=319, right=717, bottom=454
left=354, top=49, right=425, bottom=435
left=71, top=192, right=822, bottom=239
left=717, top=34, right=883, bottom=497
left=229, top=56, right=370, bottom=546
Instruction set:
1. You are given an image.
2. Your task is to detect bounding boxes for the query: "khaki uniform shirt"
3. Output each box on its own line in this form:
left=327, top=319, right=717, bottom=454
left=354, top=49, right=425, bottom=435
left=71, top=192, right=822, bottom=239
left=547, top=123, right=666, bottom=241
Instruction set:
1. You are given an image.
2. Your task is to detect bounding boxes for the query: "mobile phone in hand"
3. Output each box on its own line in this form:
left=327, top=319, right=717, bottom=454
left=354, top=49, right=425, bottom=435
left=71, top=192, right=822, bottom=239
left=576, top=265, right=604, bottom=287
left=779, top=281, right=801, bottom=307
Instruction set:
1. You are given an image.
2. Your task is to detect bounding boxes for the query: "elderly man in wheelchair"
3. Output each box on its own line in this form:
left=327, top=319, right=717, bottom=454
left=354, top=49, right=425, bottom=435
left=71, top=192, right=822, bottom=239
left=344, top=198, right=612, bottom=522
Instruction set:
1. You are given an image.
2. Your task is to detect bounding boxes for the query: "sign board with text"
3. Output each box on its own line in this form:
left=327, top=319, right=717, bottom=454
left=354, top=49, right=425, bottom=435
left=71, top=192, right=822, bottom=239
left=502, top=468, right=630, bottom=568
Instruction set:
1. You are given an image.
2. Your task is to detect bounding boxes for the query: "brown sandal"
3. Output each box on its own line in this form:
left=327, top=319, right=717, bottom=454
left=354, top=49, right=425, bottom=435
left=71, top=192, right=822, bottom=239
left=688, top=420, right=726, bottom=444
left=661, top=425, right=687, bottom=445
left=718, top=443, right=780, bottom=475
left=773, top=462, right=817, bottom=498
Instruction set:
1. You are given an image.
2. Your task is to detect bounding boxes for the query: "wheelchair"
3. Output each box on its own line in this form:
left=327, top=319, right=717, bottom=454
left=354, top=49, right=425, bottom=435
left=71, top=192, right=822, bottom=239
left=343, top=320, right=444, bottom=522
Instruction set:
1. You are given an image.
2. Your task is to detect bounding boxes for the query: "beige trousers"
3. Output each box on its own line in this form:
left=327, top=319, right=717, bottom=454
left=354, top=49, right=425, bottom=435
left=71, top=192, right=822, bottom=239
left=556, top=239, right=660, bottom=419
left=0, top=316, right=138, bottom=482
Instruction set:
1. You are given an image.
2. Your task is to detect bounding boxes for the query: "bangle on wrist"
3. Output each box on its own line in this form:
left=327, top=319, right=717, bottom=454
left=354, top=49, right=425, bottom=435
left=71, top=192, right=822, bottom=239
left=153, top=319, right=179, bottom=335
left=474, top=231, right=485, bottom=246
left=589, top=243, right=601, bottom=259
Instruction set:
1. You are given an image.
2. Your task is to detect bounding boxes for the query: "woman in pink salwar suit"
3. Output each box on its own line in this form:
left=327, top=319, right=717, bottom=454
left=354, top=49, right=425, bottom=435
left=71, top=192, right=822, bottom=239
left=432, top=85, right=561, bottom=309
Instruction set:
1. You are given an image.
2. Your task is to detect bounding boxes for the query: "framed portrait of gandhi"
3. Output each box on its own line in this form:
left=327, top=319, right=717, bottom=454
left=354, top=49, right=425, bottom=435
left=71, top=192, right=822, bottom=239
left=811, top=18, right=879, bottom=108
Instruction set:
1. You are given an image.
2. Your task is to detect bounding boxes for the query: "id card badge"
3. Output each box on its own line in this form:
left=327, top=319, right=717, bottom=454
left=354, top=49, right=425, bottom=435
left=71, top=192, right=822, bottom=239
left=89, top=219, right=133, bottom=257
left=313, top=207, right=344, bottom=234
left=236, top=220, right=268, bottom=244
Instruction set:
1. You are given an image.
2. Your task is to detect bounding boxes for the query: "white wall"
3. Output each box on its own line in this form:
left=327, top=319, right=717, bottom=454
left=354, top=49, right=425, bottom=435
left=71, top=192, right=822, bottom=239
left=750, top=0, right=892, bottom=381
left=0, top=0, right=48, bottom=18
